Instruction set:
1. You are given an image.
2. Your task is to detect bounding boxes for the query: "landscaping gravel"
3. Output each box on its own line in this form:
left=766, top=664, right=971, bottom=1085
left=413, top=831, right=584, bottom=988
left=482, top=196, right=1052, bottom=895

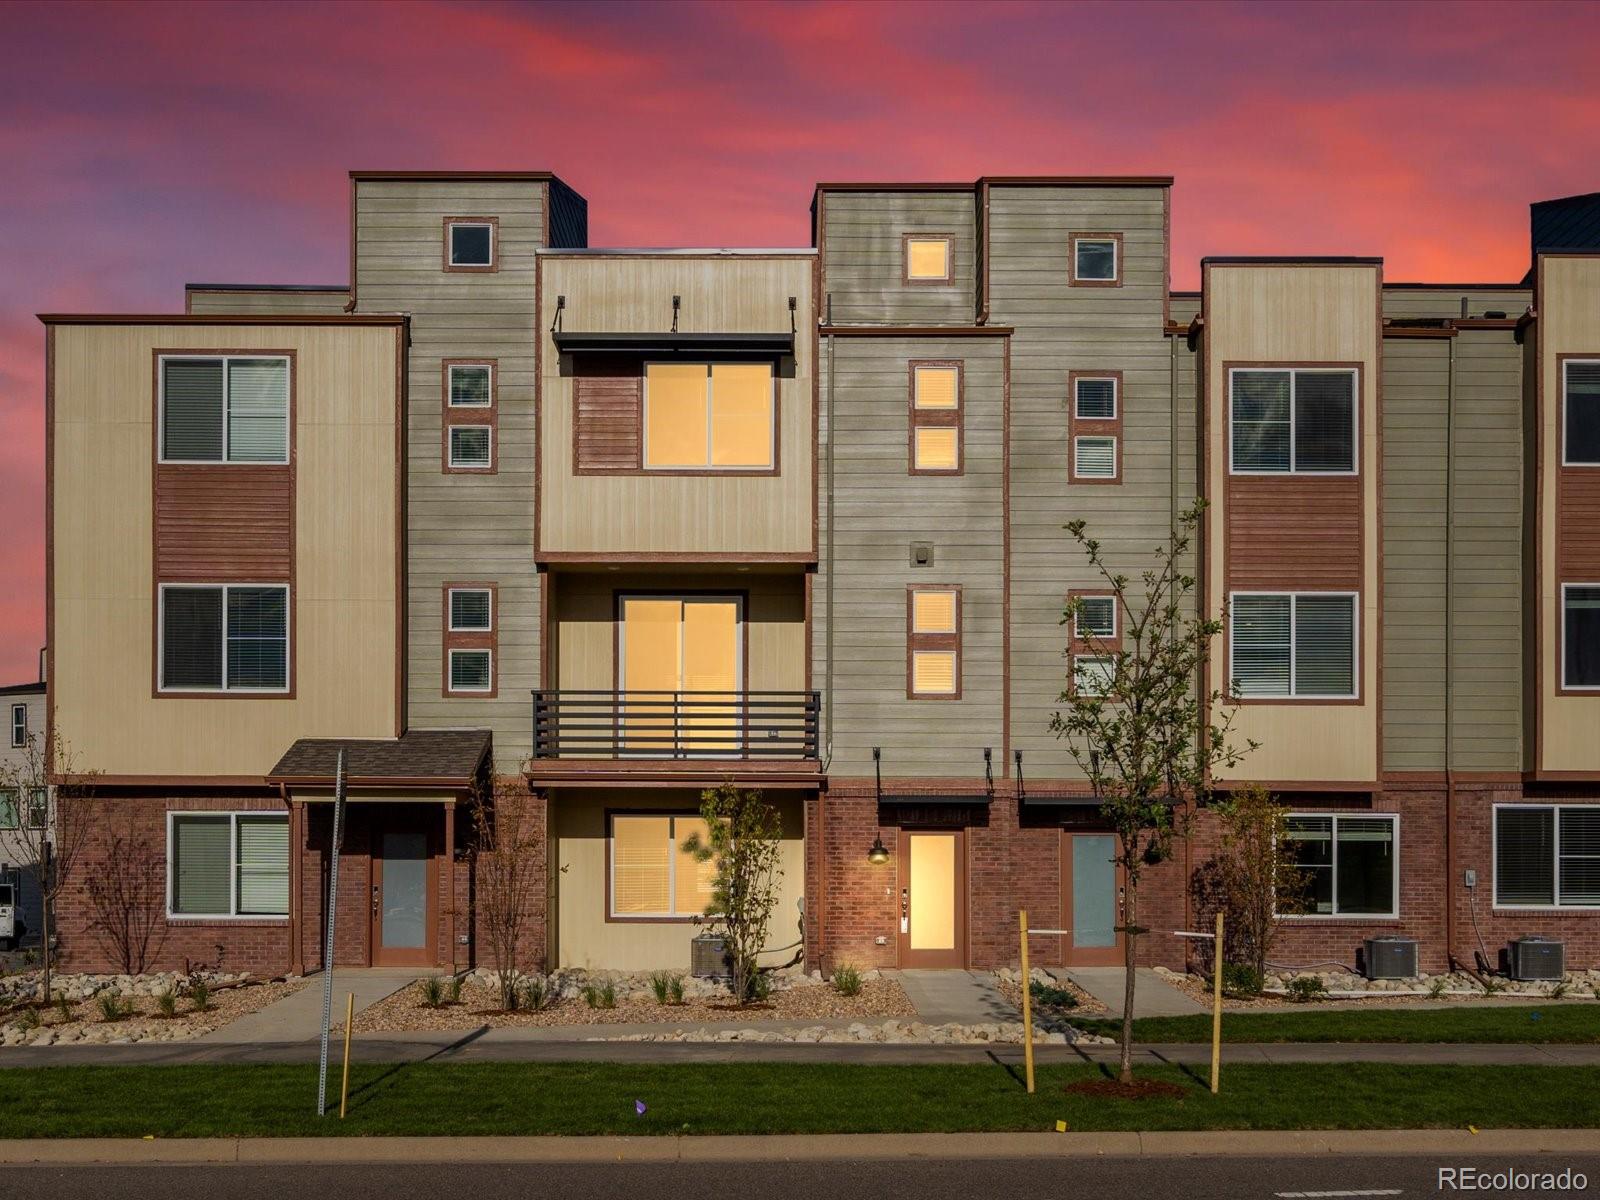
left=0, top=973, right=308, bottom=1047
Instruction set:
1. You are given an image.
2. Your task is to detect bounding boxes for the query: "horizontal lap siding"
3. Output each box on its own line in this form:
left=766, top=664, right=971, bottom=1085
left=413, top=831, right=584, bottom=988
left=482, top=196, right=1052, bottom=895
left=356, top=180, right=546, bottom=769
left=817, top=336, right=1004, bottom=779
left=1380, top=289, right=1530, bottom=320
left=1227, top=477, right=1362, bottom=589
left=154, top=464, right=292, bottom=580
left=186, top=290, right=350, bottom=315
left=573, top=374, right=641, bottom=471
left=822, top=192, right=975, bottom=325
left=990, top=186, right=1177, bottom=781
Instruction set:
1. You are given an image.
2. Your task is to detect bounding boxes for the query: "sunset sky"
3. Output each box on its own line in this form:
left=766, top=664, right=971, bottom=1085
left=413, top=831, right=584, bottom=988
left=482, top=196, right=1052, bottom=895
left=2, top=0, right=1598, bottom=681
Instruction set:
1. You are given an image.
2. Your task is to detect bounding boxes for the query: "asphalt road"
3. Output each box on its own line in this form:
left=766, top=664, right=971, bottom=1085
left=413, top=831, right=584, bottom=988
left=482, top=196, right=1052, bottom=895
left=3, top=1157, right=1597, bottom=1200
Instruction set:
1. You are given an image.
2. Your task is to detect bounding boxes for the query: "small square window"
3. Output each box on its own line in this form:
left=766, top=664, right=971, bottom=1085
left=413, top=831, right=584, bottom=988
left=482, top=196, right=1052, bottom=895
left=913, top=366, right=959, bottom=410
left=449, top=425, right=492, bottom=469
left=1074, top=377, right=1117, bottom=420
left=448, top=221, right=494, bottom=268
left=1072, top=237, right=1118, bottom=283
left=912, top=589, right=958, bottom=634
left=914, top=426, right=959, bottom=472
left=449, top=588, right=492, bottom=632
left=449, top=648, right=493, bottom=693
left=448, top=365, right=492, bottom=407
left=905, top=237, right=951, bottom=282
left=1073, top=654, right=1115, bottom=697
left=1075, top=596, right=1117, bottom=640
left=1073, top=435, right=1117, bottom=479
left=911, top=650, right=957, bottom=695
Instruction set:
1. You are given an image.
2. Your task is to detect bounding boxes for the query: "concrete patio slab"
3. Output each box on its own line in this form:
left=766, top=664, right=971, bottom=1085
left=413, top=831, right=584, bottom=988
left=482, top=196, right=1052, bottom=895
left=892, top=970, right=1018, bottom=1025
left=1057, top=967, right=1208, bottom=1018
left=198, top=969, right=420, bottom=1045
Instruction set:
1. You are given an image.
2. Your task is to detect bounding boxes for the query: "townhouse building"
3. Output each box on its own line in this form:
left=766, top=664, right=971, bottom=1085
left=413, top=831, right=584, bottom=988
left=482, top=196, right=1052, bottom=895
left=39, top=170, right=1600, bottom=980
left=1, top=660, right=49, bottom=948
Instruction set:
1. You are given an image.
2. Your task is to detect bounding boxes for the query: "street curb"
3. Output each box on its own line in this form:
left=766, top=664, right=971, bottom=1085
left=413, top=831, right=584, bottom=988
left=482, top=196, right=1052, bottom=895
left=1, top=1129, right=1598, bottom=1165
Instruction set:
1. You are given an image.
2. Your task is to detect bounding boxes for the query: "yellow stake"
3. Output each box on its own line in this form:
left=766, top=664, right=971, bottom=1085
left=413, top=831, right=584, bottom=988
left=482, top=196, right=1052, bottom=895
left=339, top=991, right=354, bottom=1119
left=1019, top=908, right=1035, bottom=1094
left=1211, top=910, right=1224, bottom=1095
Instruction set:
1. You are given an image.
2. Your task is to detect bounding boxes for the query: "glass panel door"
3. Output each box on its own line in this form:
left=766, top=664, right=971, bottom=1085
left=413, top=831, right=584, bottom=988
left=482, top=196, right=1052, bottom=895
left=375, top=829, right=432, bottom=966
left=620, top=598, right=680, bottom=755
left=1063, top=832, right=1122, bottom=965
left=620, top=596, right=741, bottom=756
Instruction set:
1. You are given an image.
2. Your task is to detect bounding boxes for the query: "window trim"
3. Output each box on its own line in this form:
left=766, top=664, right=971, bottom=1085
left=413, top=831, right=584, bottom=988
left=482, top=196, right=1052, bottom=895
left=1069, top=232, right=1122, bottom=286
left=1227, top=365, right=1361, bottom=477
left=1280, top=811, right=1400, bottom=921
left=1561, top=582, right=1600, bottom=692
left=1068, top=370, right=1122, bottom=483
left=906, top=585, right=962, bottom=700
left=443, top=216, right=498, bottom=272
left=1227, top=590, right=1360, bottom=702
left=640, top=361, right=778, bottom=474
left=446, top=647, right=494, bottom=695
left=443, top=581, right=497, bottom=698
left=1492, top=802, right=1600, bottom=912
left=1561, top=356, right=1600, bottom=467
left=157, top=582, right=292, bottom=696
left=447, top=423, right=494, bottom=471
left=908, top=360, right=963, bottom=475
left=441, top=358, right=498, bottom=474
left=605, top=810, right=718, bottom=923
left=157, top=353, right=292, bottom=466
left=165, top=810, right=290, bottom=921
left=902, top=233, right=955, bottom=285
left=9, top=702, right=24, bottom=749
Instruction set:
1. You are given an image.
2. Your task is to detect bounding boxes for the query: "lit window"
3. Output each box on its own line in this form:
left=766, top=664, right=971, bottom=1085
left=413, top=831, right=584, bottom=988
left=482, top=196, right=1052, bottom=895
left=906, top=237, right=951, bottom=282
left=1073, top=436, right=1117, bottom=480
left=644, top=363, right=774, bottom=469
left=910, top=361, right=961, bottom=473
left=609, top=814, right=717, bottom=918
left=908, top=588, right=960, bottom=698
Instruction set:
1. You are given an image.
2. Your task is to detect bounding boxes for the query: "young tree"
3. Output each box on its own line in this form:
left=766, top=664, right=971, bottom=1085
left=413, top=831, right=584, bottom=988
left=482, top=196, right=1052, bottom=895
left=0, top=719, right=98, bottom=1004
left=682, top=782, right=783, bottom=1004
left=1189, top=785, right=1309, bottom=990
left=1051, top=500, right=1256, bottom=1083
left=467, top=778, right=543, bottom=1011
left=85, top=806, right=169, bottom=974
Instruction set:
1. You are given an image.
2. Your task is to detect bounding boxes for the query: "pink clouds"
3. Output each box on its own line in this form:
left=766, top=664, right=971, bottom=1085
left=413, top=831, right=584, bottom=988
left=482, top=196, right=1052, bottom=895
left=1, top=0, right=1598, bottom=679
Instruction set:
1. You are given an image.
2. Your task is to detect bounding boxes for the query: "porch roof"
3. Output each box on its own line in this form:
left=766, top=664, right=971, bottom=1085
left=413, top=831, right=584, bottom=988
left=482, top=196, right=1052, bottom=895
left=267, top=730, right=491, bottom=789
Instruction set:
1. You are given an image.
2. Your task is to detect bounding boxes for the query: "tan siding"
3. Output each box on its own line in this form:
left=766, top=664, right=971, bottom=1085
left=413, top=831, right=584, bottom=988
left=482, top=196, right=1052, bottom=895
left=821, top=192, right=976, bottom=325
left=186, top=288, right=349, bottom=315
left=354, top=179, right=544, bottom=770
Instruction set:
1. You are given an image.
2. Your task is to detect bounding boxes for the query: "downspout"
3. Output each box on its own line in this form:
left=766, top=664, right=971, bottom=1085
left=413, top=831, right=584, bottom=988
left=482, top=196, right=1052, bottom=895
left=1444, top=332, right=1458, bottom=968
left=824, top=298, right=836, bottom=771
left=1173, top=330, right=1191, bottom=954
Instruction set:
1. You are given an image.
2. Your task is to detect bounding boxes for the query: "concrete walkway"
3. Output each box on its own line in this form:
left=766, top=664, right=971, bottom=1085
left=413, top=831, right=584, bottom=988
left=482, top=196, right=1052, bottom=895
left=893, top=969, right=1018, bottom=1024
left=1058, top=967, right=1207, bottom=1018
left=199, top=969, right=419, bottom=1045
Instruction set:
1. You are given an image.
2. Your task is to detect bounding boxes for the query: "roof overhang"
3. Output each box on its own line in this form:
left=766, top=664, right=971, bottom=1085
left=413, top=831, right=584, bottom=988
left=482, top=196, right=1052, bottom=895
left=553, top=331, right=794, bottom=357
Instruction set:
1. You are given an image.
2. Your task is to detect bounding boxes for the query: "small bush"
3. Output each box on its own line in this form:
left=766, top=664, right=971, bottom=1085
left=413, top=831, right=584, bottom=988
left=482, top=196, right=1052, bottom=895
left=420, top=977, right=446, bottom=1009
left=746, top=972, right=771, bottom=1003
left=582, top=981, right=617, bottom=1010
left=53, top=994, right=73, bottom=1023
left=1221, top=962, right=1263, bottom=996
left=521, top=976, right=547, bottom=1012
left=649, top=971, right=679, bottom=1005
left=667, top=976, right=684, bottom=1005
left=447, top=975, right=463, bottom=1005
left=156, top=988, right=179, bottom=1018
left=831, top=964, right=863, bottom=997
left=1551, top=980, right=1570, bottom=1000
left=15, top=1006, right=40, bottom=1031
left=189, top=979, right=211, bottom=1012
left=1481, top=976, right=1505, bottom=996
left=96, top=994, right=132, bottom=1023
left=1285, top=975, right=1327, bottom=1003
left=1029, top=980, right=1079, bottom=1010
left=1427, top=978, right=1448, bottom=1000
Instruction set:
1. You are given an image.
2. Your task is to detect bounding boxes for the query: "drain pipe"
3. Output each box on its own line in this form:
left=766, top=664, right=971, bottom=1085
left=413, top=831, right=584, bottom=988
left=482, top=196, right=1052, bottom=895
left=823, top=295, right=836, bottom=772
left=1444, top=331, right=1459, bottom=969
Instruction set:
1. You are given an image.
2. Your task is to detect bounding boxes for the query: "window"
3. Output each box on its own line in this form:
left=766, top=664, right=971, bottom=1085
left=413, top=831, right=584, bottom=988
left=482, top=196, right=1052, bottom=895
left=0, top=789, right=46, bottom=831
left=159, top=584, right=289, bottom=692
left=1074, top=376, right=1117, bottom=421
left=449, top=425, right=492, bottom=469
left=909, top=361, right=962, bottom=473
left=448, top=364, right=492, bottom=407
left=1284, top=813, right=1398, bottom=917
left=643, top=362, right=774, bottom=470
left=160, top=356, right=289, bottom=464
left=908, top=586, right=960, bottom=698
left=609, top=813, right=717, bottom=919
left=168, top=812, right=288, bottom=918
left=1564, top=360, right=1600, bottom=466
left=1495, top=804, right=1600, bottom=908
left=1230, top=368, right=1357, bottom=474
left=1073, top=436, right=1117, bottom=479
left=904, top=236, right=952, bottom=283
left=449, top=649, right=492, bottom=693
left=1564, top=584, right=1600, bottom=689
left=1072, top=654, right=1114, bottom=697
left=9, top=703, right=23, bottom=749
left=1070, top=233, right=1120, bottom=285
left=1230, top=592, right=1357, bottom=699
left=1068, top=371, right=1122, bottom=483
left=1074, top=596, right=1117, bottom=641
left=444, top=582, right=496, bottom=697
left=445, top=218, right=496, bottom=269
left=449, top=588, right=492, bottom=632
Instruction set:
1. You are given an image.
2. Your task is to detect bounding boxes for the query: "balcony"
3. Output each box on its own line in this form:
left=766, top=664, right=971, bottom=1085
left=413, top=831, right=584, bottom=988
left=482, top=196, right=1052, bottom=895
left=528, top=690, right=822, bottom=787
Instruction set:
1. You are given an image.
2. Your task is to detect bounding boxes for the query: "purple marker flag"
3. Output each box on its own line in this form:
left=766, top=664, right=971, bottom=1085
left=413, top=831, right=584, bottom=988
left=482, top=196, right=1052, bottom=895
left=635, top=1100, right=647, bottom=1115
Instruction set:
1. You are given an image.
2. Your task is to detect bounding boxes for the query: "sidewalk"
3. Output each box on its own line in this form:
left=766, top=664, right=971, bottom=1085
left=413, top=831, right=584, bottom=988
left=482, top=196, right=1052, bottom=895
left=2, top=1128, right=1597, bottom=1164
left=1057, top=967, right=1208, bottom=1017
left=199, top=969, right=419, bottom=1045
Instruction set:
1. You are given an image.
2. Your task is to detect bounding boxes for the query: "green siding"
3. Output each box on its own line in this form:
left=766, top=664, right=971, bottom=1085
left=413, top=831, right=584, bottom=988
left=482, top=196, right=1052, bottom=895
left=820, top=191, right=976, bottom=326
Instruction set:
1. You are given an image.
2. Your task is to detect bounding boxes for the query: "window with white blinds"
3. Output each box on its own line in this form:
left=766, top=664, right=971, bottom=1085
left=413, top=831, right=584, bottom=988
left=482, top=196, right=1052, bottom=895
left=160, top=585, right=288, bottom=692
left=1495, top=805, right=1600, bottom=908
left=1564, top=360, right=1600, bottom=466
left=1074, top=377, right=1117, bottom=420
left=1073, top=436, right=1117, bottom=479
left=608, top=813, right=717, bottom=919
left=1563, top=584, right=1600, bottom=688
left=169, top=812, right=288, bottom=918
left=449, top=425, right=492, bottom=469
left=160, top=356, right=288, bottom=464
left=449, top=648, right=492, bottom=692
left=1075, top=595, right=1117, bottom=640
left=1072, top=654, right=1114, bottom=697
left=1283, top=813, right=1397, bottom=917
left=1229, top=368, right=1356, bottom=474
left=448, top=364, right=493, bottom=407
left=449, top=588, right=492, bottom=632
left=1230, top=592, right=1357, bottom=698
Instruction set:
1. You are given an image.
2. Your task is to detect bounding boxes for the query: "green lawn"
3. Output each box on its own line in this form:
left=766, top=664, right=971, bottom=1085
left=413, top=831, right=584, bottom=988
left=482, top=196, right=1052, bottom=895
left=1068, top=1003, right=1600, bottom=1044
left=0, top=1062, right=1595, bottom=1137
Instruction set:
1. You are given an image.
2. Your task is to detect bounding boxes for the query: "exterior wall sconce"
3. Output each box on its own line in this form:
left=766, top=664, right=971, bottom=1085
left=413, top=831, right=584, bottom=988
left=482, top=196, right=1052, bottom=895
left=867, top=836, right=890, bottom=865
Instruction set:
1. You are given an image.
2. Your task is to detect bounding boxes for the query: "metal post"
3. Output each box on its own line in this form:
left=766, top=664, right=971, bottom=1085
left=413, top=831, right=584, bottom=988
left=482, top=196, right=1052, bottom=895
left=317, top=750, right=347, bottom=1117
left=1019, top=908, right=1035, bottom=1094
left=1210, top=909, right=1224, bottom=1095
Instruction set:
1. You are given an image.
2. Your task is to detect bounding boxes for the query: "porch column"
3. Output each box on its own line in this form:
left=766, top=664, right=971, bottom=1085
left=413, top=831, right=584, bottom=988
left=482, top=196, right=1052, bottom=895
left=288, top=800, right=305, bottom=977
left=443, top=799, right=456, bottom=970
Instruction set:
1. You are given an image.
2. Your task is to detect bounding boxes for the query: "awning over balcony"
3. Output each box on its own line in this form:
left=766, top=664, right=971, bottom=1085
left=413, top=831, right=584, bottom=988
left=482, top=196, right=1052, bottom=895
left=268, top=729, right=491, bottom=792
left=553, top=331, right=794, bottom=358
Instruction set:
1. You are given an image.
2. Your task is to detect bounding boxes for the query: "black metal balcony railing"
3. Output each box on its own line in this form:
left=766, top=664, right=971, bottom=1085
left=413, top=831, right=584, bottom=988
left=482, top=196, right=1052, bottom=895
left=531, top=690, right=821, bottom=760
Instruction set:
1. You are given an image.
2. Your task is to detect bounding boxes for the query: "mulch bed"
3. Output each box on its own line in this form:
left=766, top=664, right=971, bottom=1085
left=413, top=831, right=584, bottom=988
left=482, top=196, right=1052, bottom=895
left=1064, top=1078, right=1190, bottom=1100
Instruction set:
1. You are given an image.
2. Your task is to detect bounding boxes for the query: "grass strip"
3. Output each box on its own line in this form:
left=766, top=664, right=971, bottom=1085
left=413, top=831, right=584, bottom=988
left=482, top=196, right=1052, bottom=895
left=1069, top=1003, right=1600, bottom=1044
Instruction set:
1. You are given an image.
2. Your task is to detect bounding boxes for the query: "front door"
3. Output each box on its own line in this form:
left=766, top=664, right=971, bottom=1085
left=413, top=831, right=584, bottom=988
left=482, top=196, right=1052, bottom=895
left=898, top=830, right=966, bottom=968
left=372, top=818, right=437, bottom=967
left=619, top=595, right=742, bottom=755
left=1060, top=831, right=1124, bottom=966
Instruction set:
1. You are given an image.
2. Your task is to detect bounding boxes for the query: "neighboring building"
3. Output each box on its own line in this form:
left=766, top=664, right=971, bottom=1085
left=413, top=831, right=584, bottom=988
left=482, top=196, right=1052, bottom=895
left=1, top=664, right=49, bottom=947
left=38, top=170, right=1600, bottom=980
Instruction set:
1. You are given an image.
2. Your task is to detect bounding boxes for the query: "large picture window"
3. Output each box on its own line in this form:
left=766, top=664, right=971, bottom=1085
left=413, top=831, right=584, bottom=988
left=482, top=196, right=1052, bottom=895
left=160, top=356, right=289, bottom=464
left=608, top=813, right=717, bottom=919
left=1229, top=592, right=1357, bottom=699
left=168, top=812, right=289, bottom=918
left=159, top=584, right=289, bottom=693
left=1495, top=805, right=1600, bottom=908
left=1563, top=584, right=1600, bottom=689
left=1230, top=367, right=1357, bottom=474
left=1564, top=360, right=1600, bottom=466
left=1284, top=813, right=1397, bottom=917
left=643, top=362, right=774, bottom=470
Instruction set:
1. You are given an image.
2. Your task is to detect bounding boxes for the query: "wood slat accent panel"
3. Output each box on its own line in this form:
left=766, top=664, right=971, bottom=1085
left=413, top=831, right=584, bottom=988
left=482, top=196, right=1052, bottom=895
left=1559, top=470, right=1600, bottom=577
left=1226, top=475, right=1362, bottom=590
left=154, top=464, right=292, bottom=580
left=574, top=369, right=642, bottom=472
